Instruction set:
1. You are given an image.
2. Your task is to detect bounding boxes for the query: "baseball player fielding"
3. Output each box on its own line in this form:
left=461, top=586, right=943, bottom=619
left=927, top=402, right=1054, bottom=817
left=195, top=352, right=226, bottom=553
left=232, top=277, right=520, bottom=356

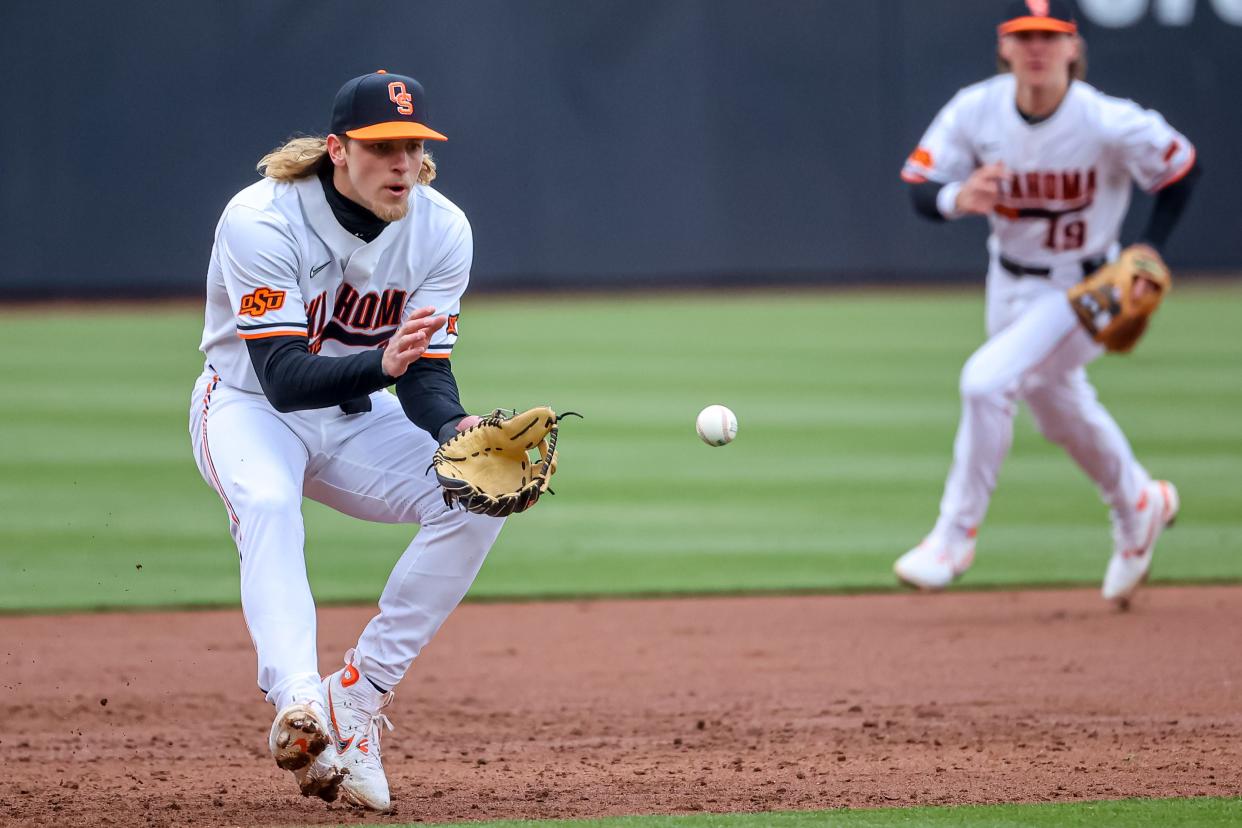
left=190, top=70, right=509, bottom=810
left=894, top=0, right=1198, bottom=606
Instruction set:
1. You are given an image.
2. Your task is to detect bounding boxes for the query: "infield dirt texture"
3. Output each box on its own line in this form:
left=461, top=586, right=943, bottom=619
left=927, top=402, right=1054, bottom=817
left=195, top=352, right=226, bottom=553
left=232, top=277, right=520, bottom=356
left=5, top=588, right=1242, bottom=826
left=1, top=287, right=1240, bottom=826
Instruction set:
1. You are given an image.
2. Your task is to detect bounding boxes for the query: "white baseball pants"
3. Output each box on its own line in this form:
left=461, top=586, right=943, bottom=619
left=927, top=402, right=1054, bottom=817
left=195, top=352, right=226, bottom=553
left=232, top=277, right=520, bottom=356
left=932, top=270, right=1150, bottom=542
left=189, top=369, right=504, bottom=709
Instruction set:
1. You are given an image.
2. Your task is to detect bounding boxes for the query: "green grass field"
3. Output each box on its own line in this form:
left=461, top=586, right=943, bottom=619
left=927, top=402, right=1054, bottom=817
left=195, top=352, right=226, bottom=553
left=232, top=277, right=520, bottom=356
left=1, top=284, right=1240, bottom=613
left=3, top=287, right=1240, bottom=826
left=401, top=797, right=1242, bottom=827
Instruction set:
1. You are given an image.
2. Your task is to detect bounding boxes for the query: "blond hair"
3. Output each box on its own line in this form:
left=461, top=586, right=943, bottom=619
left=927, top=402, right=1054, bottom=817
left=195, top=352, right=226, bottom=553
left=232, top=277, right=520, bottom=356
left=256, top=135, right=438, bottom=184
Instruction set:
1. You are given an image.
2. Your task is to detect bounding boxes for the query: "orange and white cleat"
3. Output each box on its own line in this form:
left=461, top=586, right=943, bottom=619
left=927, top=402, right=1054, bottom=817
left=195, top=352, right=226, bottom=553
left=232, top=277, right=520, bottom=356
left=268, top=699, right=346, bottom=801
left=1103, top=480, right=1179, bottom=608
left=893, top=529, right=977, bottom=591
left=323, top=650, right=395, bottom=811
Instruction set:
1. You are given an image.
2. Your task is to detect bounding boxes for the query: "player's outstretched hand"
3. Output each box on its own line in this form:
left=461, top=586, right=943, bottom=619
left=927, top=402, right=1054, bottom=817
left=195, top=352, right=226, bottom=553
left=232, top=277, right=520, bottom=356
left=956, top=161, right=1007, bottom=215
left=382, top=306, right=446, bottom=378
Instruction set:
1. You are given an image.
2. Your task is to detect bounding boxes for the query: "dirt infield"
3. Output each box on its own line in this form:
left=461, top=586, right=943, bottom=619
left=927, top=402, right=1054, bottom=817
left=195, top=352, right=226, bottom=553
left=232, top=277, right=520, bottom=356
left=4, top=586, right=1240, bottom=827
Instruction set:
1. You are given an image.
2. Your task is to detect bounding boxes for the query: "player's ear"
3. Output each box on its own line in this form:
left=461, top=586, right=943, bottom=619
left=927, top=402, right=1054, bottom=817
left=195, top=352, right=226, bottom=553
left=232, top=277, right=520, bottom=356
left=325, top=134, right=349, bottom=167
left=1070, top=36, right=1088, bottom=80
left=997, top=35, right=1014, bottom=66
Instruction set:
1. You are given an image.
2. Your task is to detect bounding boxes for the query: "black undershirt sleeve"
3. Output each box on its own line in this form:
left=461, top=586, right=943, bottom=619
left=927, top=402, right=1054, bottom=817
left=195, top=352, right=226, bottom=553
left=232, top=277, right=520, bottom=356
left=394, top=357, right=469, bottom=443
left=909, top=181, right=947, bottom=223
left=1138, top=163, right=1201, bottom=254
left=245, top=335, right=392, bottom=413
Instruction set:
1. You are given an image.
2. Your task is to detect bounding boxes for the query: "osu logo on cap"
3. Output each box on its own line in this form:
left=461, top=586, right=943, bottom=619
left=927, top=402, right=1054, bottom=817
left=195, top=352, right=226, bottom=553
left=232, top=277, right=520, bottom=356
left=388, top=81, right=414, bottom=116
left=1026, top=0, right=1049, bottom=15
left=239, top=286, right=286, bottom=317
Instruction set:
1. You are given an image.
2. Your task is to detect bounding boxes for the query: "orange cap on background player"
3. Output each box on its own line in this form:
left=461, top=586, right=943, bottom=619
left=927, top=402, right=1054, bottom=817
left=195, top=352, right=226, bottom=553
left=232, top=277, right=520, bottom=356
left=998, top=0, right=1078, bottom=36
left=330, top=69, right=448, bottom=142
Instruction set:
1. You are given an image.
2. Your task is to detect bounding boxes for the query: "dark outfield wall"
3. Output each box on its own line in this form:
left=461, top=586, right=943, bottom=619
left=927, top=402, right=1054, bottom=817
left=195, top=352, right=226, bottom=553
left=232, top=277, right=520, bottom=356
left=3, top=0, right=1239, bottom=297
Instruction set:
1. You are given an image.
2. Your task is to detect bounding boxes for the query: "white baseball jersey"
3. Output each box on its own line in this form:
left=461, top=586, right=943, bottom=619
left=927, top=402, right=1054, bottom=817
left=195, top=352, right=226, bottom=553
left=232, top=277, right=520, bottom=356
left=198, top=175, right=469, bottom=392
left=902, top=74, right=1195, bottom=270
left=897, top=75, right=1191, bottom=557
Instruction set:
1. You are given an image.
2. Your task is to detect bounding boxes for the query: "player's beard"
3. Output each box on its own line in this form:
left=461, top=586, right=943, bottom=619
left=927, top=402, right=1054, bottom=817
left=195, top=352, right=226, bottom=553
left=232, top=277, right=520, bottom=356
left=370, top=198, right=409, bottom=223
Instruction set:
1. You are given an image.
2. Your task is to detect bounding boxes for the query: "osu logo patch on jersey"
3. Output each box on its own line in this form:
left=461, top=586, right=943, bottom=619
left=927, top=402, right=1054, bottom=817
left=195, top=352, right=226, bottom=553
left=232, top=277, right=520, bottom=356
left=446, top=313, right=460, bottom=336
left=239, top=286, right=286, bottom=317
left=909, top=146, right=933, bottom=169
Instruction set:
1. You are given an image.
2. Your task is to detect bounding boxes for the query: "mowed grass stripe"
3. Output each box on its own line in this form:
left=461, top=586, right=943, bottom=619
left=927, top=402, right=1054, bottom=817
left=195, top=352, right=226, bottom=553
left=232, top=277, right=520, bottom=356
left=1, top=285, right=1239, bottom=611
left=367, top=796, right=1242, bottom=827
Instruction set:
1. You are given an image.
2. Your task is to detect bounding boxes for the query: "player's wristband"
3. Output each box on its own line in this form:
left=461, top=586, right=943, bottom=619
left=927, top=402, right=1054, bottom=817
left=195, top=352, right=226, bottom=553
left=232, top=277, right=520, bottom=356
left=936, top=182, right=966, bottom=220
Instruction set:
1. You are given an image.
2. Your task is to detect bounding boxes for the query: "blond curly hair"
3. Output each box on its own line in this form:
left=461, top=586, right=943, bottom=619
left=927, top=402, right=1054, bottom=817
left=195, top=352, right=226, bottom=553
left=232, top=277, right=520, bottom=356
left=256, top=136, right=438, bottom=184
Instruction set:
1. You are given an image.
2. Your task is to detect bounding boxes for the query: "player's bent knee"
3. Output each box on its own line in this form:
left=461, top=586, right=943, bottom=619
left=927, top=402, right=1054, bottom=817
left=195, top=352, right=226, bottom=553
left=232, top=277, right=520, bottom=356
left=422, top=497, right=493, bottom=527
left=420, top=498, right=507, bottom=542
left=958, top=368, right=1005, bottom=405
left=236, top=484, right=302, bottom=518
left=394, top=487, right=458, bottom=527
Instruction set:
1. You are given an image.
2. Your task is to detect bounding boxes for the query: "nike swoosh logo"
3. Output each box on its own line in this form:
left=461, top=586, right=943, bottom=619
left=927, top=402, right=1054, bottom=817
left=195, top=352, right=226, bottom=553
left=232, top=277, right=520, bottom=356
left=310, top=260, right=332, bottom=278
left=326, top=683, right=354, bottom=753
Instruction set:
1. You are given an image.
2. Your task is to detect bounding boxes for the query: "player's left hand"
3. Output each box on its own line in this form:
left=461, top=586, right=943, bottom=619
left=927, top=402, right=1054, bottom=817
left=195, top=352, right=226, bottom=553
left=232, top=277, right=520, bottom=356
left=431, top=407, right=581, bottom=517
left=456, top=415, right=483, bottom=432
left=1123, top=244, right=1162, bottom=302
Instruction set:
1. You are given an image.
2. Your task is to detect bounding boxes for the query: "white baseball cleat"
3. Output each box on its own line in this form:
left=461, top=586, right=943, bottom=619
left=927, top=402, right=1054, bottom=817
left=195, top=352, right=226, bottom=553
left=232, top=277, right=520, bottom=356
left=323, top=651, right=396, bottom=811
left=268, top=700, right=346, bottom=801
left=1102, top=480, right=1179, bottom=606
left=893, top=530, right=977, bottom=591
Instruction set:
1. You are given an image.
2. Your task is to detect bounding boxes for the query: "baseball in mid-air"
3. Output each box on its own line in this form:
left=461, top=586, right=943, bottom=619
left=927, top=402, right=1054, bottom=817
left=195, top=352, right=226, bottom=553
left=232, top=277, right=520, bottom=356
left=696, top=404, right=738, bottom=447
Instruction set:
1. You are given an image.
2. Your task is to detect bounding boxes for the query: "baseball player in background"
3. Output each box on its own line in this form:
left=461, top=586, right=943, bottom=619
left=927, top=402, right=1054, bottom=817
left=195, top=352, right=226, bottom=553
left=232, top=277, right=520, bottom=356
left=189, top=70, right=503, bottom=810
left=896, top=0, right=1199, bottom=604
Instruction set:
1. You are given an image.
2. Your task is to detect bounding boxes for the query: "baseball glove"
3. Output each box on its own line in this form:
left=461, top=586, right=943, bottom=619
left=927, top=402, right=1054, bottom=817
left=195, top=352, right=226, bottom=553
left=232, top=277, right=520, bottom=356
left=1068, top=244, right=1172, bottom=353
left=430, top=406, right=579, bottom=518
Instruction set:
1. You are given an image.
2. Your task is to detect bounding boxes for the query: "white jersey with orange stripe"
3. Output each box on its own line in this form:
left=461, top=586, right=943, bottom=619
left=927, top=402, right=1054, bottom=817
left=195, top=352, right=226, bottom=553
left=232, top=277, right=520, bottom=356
left=199, top=175, right=470, bottom=394
left=901, top=74, right=1195, bottom=275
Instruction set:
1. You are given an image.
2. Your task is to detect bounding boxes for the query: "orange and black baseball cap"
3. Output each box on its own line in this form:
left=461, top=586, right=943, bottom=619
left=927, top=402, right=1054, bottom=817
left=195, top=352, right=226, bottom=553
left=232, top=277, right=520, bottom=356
left=998, top=0, right=1078, bottom=36
left=330, top=70, right=447, bottom=142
